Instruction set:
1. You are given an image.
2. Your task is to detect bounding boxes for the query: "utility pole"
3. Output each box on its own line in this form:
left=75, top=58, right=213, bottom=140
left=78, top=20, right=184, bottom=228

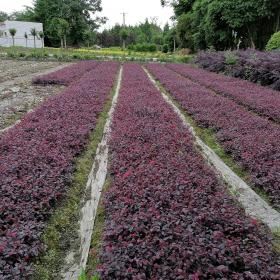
left=121, top=12, right=127, bottom=27
left=121, top=12, right=127, bottom=50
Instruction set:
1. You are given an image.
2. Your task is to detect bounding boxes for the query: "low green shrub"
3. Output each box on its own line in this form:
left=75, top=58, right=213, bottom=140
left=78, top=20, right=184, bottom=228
left=266, top=31, right=280, bottom=51
left=225, top=51, right=238, bottom=65
left=128, top=43, right=157, bottom=52
left=162, top=44, right=169, bottom=53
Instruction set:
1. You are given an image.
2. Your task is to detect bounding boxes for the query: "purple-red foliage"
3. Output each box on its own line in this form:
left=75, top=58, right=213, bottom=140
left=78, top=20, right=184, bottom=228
left=146, top=63, right=280, bottom=207
left=0, top=62, right=119, bottom=279
left=98, top=63, right=280, bottom=279
left=167, top=63, right=280, bottom=124
left=32, top=60, right=99, bottom=85
left=196, top=50, right=280, bottom=90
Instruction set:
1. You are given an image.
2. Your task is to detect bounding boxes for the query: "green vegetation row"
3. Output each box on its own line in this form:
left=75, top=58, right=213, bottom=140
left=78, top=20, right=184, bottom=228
left=0, top=46, right=192, bottom=63
left=162, top=0, right=280, bottom=51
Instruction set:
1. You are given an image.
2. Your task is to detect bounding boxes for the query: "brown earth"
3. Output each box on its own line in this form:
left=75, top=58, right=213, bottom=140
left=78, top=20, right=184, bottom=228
left=0, top=59, right=71, bottom=131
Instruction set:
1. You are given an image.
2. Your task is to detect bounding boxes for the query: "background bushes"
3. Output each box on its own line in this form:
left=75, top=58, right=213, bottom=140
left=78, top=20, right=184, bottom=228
left=128, top=43, right=157, bottom=52
left=196, top=49, right=280, bottom=90
left=266, top=31, right=280, bottom=51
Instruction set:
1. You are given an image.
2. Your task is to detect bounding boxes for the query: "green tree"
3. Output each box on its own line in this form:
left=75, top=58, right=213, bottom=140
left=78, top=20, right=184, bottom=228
left=161, top=0, right=196, bottom=17
left=120, top=28, right=128, bottom=49
left=82, top=29, right=96, bottom=47
left=154, top=34, right=163, bottom=51
left=33, top=0, right=105, bottom=46
left=163, top=0, right=280, bottom=50
left=38, top=31, right=44, bottom=48
left=216, top=0, right=280, bottom=49
left=95, top=19, right=164, bottom=49
left=9, top=28, right=17, bottom=46
left=30, top=28, right=37, bottom=48
left=24, top=32, right=28, bottom=47
left=0, top=11, right=8, bottom=22
left=9, top=7, right=36, bottom=21
left=49, top=18, right=70, bottom=48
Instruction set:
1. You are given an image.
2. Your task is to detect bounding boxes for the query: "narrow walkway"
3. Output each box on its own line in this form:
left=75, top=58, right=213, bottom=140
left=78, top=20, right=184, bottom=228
left=62, top=66, right=123, bottom=280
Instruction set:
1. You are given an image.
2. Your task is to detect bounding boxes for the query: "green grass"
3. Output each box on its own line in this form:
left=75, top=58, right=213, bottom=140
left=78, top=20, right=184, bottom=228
left=0, top=46, right=192, bottom=63
left=85, top=179, right=111, bottom=280
left=32, top=69, right=120, bottom=280
left=272, top=228, right=280, bottom=254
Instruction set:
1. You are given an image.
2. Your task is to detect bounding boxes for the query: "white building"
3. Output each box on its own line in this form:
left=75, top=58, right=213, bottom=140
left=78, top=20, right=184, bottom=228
left=0, top=21, right=44, bottom=48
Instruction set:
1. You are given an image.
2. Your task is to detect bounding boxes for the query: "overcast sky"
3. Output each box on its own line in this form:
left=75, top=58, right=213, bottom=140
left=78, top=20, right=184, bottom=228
left=1, top=0, right=174, bottom=29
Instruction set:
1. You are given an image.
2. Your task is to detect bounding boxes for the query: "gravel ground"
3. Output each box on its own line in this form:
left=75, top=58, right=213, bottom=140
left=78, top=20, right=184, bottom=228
left=0, top=59, right=65, bottom=82
left=0, top=59, right=70, bottom=130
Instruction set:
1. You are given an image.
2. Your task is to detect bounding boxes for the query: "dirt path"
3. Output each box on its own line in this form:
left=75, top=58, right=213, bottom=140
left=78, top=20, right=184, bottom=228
left=0, top=60, right=67, bottom=83
left=0, top=62, right=71, bottom=131
left=61, top=66, right=123, bottom=280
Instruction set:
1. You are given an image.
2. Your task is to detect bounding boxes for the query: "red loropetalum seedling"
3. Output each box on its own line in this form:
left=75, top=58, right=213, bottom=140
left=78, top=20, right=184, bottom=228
left=98, top=63, right=280, bottom=279
left=32, top=60, right=100, bottom=85
left=196, top=50, right=280, bottom=91
left=147, top=63, right=280, bottom=207
left=167, top=63, right=280, bottom=124
left=0, top=62, right=119, bottom=279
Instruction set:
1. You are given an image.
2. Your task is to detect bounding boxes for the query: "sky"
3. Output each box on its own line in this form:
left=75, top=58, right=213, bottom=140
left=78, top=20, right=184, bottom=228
left=1, top=0, right=174, bottom=29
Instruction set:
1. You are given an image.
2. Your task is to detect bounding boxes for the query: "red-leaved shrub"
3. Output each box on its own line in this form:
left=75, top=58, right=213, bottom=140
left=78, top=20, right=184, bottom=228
left=98, top=63, right=280, bottom=279
left=0, top=62, right=119, bottom=279
left=167, top=63, right=280, bottom=124
left=32, top=60, right=100, bottom=85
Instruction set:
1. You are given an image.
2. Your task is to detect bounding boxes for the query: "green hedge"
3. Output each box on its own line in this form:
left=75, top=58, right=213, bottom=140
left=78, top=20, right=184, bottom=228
left=266, top=31, right=280, bottom=51
left=128, top=43, right=157, bottom=52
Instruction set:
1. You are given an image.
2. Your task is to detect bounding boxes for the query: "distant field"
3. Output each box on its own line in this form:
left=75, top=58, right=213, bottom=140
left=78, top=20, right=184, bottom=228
left=0, top=46, right=192, bottom=63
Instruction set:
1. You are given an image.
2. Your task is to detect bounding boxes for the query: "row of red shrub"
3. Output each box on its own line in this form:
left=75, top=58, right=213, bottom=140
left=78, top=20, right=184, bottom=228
left=0, top=62, right=119, bottom=279
left=32, top=60, right=100, bottom=85
left=167, top=63, right=280, bottom=124
left=196, top=50, right=280, bottom=90
left=146, top=63, right=280, bottom=207
left=98, top=63, right=280, bottom=279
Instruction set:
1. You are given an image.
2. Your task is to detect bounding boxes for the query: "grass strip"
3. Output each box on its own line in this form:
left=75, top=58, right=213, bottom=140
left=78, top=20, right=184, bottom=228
left=84, top=179, right=112, bottom=280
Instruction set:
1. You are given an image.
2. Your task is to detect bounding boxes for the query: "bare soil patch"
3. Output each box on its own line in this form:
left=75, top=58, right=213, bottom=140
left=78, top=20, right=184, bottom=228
left=0, top=59, right=70, bottom=130
left=0, top=59, right=65, bottom=82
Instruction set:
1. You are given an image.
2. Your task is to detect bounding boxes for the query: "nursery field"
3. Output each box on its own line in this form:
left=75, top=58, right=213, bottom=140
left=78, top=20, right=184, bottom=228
left=1, top=61, right=280, bottom=280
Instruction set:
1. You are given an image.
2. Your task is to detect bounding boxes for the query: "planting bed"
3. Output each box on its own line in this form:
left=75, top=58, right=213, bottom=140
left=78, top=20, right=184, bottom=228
left=0, top=61, right=119, bottom=279
left=33, top=61, right=100, bottom=85
left=167, top=63, right=280, bottom=124
left=146, top=63, right=280, bottom=207
left=95, top=63, right=280, bottom=279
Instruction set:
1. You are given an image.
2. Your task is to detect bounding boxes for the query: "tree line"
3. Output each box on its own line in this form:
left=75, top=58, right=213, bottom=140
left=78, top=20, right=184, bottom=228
left=0, top=2, right=175, bottom=52
left=2, top=0, right=278, bottom=51
left=162, top=0, right=280, bottom=51
left=95, top=19, right=177, bottom=52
